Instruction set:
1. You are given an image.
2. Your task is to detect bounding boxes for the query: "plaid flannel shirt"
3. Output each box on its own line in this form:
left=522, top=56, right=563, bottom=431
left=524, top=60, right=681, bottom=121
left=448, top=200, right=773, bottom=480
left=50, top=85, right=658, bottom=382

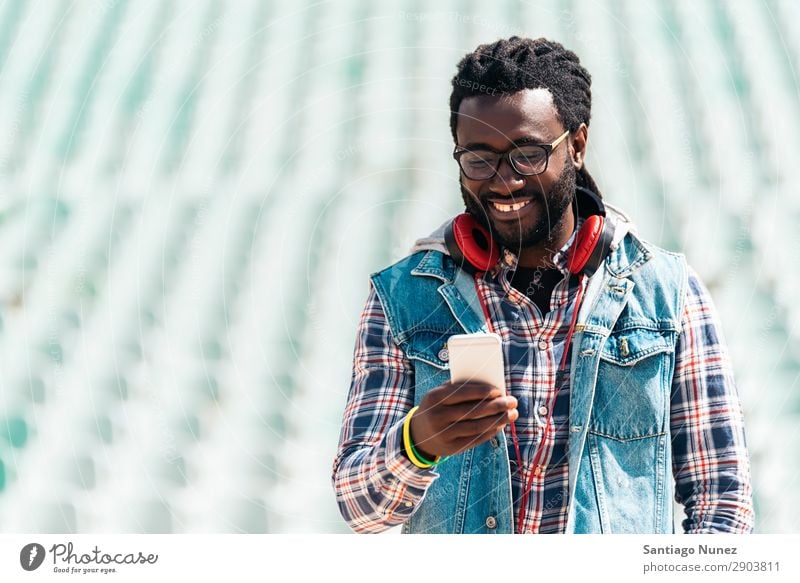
left=332, top=224, right=754, bottom=534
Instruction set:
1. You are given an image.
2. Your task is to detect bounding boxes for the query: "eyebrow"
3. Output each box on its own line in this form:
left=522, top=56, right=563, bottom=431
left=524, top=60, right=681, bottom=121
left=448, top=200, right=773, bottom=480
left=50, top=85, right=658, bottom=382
left=458, top=135, right=547, bottom=151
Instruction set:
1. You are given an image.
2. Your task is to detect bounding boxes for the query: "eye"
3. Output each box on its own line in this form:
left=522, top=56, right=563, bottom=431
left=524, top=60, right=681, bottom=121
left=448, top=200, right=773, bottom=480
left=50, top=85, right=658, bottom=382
left=461, top=151, right=498, bottom=168
left=510, top=146, right=547, bottom=170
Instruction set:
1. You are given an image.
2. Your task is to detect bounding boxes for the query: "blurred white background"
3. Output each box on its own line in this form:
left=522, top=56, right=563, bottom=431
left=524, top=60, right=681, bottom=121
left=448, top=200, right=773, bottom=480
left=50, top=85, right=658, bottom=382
left=0, top=0, right=797, bottom=533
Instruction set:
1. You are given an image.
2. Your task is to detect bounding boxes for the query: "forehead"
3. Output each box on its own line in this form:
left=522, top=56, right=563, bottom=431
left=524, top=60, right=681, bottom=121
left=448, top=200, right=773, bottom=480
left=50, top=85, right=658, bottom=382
left=455, top=88, right=562, bottom=147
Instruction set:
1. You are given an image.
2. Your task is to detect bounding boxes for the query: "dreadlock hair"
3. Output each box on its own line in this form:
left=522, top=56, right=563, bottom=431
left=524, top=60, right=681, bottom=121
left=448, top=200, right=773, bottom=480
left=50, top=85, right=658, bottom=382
left=449, top=36, right=602, bottom=197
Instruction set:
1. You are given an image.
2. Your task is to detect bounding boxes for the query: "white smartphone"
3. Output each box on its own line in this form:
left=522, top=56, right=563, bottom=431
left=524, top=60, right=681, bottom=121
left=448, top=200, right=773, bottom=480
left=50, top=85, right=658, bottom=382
left=447, top=332, right=506, bottom=393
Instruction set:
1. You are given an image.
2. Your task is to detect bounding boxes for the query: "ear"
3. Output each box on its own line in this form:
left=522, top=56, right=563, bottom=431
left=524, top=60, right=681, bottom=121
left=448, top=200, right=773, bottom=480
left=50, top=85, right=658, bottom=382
left=569, top=123, right=588, bottom=170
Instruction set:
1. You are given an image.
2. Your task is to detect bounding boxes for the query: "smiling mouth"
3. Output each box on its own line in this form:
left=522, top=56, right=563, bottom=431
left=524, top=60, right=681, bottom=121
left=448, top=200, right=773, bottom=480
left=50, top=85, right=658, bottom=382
left=489, top=199, right=532, bottom=213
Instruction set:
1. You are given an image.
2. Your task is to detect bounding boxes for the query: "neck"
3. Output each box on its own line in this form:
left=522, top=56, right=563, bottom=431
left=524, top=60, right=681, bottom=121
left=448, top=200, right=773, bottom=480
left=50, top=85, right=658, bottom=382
left=516, top=201, right=576, bottom=269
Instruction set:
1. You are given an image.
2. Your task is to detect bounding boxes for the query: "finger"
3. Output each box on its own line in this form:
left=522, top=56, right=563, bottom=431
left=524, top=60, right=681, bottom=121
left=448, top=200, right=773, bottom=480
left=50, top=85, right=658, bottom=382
left=446, top=409, right=517, bottom=439
left=452, top=410, right=518, bottom=453
left=443, top=396, right=517, bottom=423
left=447, top=424, right=508, bottom=455
left=430, top=381, right=502, bottom=406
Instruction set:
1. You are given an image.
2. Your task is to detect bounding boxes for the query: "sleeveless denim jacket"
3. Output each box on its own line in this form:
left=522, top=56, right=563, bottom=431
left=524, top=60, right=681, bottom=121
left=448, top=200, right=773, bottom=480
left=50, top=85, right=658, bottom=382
left=369, top=229, right=688, bottom=534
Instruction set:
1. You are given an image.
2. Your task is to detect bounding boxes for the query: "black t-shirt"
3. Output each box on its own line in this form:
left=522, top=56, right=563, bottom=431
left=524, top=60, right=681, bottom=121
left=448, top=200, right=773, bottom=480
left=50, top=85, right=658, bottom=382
left=509, top=266, right=581, bottom=316
left=508, top=266, right=565, bottom=316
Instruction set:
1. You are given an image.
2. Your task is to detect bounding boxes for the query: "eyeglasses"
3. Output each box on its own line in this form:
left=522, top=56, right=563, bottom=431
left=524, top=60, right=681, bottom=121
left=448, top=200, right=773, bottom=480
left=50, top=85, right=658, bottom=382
left=453, top=130, right=570, bottom=180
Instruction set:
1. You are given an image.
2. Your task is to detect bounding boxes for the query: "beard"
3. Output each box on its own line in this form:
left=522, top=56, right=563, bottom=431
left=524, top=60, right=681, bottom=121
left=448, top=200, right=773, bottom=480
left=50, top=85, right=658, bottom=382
left=460, top=157, right=576, bottom=257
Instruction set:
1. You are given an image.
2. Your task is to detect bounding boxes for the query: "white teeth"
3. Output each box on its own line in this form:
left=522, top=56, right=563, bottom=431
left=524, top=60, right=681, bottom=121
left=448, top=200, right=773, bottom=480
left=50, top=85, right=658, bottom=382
left=492, top=200, right=531, bottom=212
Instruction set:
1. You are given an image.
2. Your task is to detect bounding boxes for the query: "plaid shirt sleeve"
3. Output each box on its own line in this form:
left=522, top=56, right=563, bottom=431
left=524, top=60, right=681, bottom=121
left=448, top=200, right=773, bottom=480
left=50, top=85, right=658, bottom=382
left=670, top=265, right=755, bottom=533
left=331, top=285, right=439, bottom=533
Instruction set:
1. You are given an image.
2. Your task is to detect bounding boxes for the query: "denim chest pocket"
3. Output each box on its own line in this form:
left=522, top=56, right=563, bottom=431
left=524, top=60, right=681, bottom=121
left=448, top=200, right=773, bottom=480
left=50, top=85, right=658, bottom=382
left=404, top=329, right=453, bottom=368
left=589, top=326, right=677, bottom=440
left=403, top=329, right=454, bottom=398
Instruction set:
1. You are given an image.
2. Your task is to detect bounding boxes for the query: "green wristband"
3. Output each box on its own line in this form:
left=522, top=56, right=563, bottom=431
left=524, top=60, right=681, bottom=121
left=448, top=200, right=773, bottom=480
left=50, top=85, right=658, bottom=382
left=409, top=437, right=448, bottom=467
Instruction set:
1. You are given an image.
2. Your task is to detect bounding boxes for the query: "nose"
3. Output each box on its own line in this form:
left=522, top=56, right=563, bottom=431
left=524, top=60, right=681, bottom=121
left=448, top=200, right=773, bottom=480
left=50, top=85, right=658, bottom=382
left=488, top=157, right=526, bottom=195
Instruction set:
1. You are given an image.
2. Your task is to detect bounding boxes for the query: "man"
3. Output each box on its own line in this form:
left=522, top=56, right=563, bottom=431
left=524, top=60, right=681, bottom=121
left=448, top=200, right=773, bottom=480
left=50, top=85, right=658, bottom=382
left=331, top=36, right=754, bottom=534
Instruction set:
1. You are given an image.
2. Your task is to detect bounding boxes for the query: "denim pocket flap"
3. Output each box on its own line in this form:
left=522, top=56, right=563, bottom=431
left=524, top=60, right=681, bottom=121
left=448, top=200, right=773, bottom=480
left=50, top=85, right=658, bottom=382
left=404, top=330, right=452, bottom=370
left=599, top=327, right=675, bottom=366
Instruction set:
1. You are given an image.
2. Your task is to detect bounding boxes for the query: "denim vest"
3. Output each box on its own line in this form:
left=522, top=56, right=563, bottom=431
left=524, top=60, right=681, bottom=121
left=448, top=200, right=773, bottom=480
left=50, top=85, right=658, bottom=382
left=369, top=228, right=688, bottom=534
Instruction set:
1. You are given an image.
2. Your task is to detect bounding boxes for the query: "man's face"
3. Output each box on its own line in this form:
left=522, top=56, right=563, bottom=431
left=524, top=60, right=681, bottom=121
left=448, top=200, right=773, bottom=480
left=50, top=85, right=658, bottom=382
left=456, top=88, right=576, bottom=256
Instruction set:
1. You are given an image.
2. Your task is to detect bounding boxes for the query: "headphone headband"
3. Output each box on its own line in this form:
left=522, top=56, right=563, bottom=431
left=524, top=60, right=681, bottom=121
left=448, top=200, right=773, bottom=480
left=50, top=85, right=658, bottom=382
left=574, top=186, right=606, bottom=218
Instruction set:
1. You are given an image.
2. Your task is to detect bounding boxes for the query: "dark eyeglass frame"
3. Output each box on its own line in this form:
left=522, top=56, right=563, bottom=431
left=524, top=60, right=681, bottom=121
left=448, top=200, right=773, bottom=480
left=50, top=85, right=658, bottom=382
left=452, top=129, right=570, bottom=180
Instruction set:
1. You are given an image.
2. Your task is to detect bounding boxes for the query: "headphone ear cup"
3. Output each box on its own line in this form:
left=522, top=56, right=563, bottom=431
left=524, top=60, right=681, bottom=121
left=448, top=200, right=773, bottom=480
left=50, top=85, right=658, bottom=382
left=567, top=214, right=615, bottom=277
left=444, top=213, right=500, bottom=274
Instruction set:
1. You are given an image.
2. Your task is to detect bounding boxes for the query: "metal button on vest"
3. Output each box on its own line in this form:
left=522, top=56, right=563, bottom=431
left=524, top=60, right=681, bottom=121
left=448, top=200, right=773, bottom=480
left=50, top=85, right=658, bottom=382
left=538, top=405, right=548, bottom=416
left=490, top=437, right=499, bottom=448
left=485, top=515, right=497, bottom=529
left=438, top=348, right=449, bottom=362
left=538, top=340, right=548, bottom=350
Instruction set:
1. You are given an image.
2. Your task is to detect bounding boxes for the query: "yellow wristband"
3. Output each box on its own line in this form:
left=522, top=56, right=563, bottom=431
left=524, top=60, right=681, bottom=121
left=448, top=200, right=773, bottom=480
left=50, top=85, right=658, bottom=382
left=403, top=406, right=445, bottom=468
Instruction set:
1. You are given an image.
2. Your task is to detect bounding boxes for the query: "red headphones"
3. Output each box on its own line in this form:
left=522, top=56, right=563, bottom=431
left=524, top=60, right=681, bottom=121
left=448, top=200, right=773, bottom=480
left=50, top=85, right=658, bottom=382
left=443, top=187, right=615, bottom=533
left=444, top=187, right=615, bottom=277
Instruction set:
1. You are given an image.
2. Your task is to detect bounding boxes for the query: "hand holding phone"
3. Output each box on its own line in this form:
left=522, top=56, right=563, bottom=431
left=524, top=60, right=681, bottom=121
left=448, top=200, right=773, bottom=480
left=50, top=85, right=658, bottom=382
left=407, top=333, right=517, bottom=460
